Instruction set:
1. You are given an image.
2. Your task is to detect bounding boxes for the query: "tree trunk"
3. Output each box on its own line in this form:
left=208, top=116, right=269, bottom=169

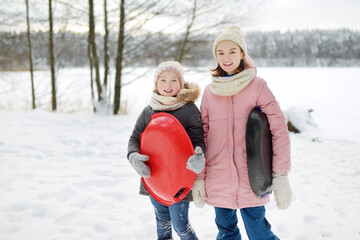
left=25, top=0, right=35, bottom=109
left=113, top=0, right=125, bottom=115
left=88, top=0, right=102, bottom=102
left=87, top=33, right=95, bottom=106
left=48, top=0, right=56, bottom=111
left=103, top=0, right=109, bottom=99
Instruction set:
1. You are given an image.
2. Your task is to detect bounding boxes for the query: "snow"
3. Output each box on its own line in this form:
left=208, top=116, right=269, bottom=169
left=1, top=67, right=360, bottom=239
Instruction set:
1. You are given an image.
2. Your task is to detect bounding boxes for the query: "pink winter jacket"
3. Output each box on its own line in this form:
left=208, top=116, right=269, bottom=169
left=199, top=57, right=290, bottom=209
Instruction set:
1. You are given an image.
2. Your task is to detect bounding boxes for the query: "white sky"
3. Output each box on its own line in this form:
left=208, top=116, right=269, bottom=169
left=246, top=0, right=360, bottom=31
left=2, top=0, right=359, bottom=33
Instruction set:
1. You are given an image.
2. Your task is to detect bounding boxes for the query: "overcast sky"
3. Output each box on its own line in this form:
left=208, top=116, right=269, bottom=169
left=246, top=0, right=360, bottom=31
left=2, top=0, right=359, bottom=33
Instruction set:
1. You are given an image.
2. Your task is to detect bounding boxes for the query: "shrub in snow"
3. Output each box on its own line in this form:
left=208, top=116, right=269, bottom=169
left=284, top=106, right=317, bottom=133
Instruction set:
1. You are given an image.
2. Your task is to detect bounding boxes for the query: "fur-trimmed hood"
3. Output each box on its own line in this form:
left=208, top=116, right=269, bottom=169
left=177, top=82, right=200, bottom=102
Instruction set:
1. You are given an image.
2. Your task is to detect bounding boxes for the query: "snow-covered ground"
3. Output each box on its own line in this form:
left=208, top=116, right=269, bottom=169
left=1, top=67, right=360, bottom=239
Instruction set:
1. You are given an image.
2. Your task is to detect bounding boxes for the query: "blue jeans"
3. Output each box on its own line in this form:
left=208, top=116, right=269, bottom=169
left=150, top=196, right=198, bottom=240
left=214, top=206, right=279, bottom=240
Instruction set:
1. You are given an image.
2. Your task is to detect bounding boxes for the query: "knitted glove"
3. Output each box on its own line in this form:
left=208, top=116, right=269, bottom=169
left=272, top=173, right=292, bottom=210
left=128, top=152, right=151, bottom=178
left=186, top=146, right=205, bottom=174
left=192, top=178, right=206, bottom=208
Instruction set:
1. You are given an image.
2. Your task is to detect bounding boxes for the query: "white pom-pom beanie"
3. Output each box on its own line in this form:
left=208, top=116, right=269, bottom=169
left=154, top=61, right=184, bottom=88
left=212, top=26, right=247, bottom=59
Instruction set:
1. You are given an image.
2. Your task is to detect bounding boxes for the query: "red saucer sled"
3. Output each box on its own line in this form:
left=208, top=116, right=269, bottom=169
left=140, top=112, right=196, bottom=206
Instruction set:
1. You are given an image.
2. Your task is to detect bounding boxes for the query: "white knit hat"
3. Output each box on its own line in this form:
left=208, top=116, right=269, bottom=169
left=154, top=61, right=184, bottom=88
left=212, top=25, right=247, bottom=59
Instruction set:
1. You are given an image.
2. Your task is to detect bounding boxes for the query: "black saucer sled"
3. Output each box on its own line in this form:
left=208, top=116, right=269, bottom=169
left=246, top=107, right=273, bottom=198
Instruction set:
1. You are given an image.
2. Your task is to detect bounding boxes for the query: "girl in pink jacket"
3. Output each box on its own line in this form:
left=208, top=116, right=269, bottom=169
left=191, top=26, right=292, bottom=240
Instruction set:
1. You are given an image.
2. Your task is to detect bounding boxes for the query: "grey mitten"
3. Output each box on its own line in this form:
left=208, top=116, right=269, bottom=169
left=186, top=146, right=205, bottom=174
left=128, top=152, right=151, bottom=178
left=272, top=173, right=292, bottom=210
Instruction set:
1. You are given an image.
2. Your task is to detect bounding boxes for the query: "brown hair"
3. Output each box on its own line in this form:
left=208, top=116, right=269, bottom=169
left=211, top=57, right=249, bottom=77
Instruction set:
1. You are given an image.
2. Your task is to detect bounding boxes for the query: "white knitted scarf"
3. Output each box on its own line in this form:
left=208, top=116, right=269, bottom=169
left=149, top=93, right=186, bottom=111
left=211, top=68, right=256, bottom=96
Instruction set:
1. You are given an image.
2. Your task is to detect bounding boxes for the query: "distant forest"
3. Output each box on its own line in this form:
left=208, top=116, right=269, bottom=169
left=1, top=28, right=359, bottom=70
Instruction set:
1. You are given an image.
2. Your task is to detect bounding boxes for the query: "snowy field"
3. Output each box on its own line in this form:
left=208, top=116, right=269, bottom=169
left=1, top=67, right=360, bottom=239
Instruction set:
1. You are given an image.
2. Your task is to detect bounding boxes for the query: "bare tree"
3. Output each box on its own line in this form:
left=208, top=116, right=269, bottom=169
left=88, top=32, right=95, bottom=105
left=86, top=2, right=95, bottom=106
left=113, top=0, right=125, bottom=115
left=88, top=0, right=102, bottom=107
left=111, top=0, right=176, bottom=115
left=174, top=0, right=265, bottom=64
left=103, top=0, right=110, bottom=99
left=49, top=0, right=56, bottom=111
left=54, top=1, right=96, bottom=107
left=175, top=0, right=197, bottom=63
left=0, top=1, right=24, bottom=31
left=25, top=0, right=35, bottom=109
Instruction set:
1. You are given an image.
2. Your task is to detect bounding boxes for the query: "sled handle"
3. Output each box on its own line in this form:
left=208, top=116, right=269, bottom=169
left=173, top=187, right=190, bottom=202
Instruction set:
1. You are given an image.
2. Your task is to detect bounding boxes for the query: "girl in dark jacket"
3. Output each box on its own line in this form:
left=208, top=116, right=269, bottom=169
left=127, top=61, right=205, bottom=240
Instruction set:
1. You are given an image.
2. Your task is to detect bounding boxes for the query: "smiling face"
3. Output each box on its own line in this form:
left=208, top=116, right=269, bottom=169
left=216, top=40, right=245, bottom=75
left=156, top=70, right=181, bottom=97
